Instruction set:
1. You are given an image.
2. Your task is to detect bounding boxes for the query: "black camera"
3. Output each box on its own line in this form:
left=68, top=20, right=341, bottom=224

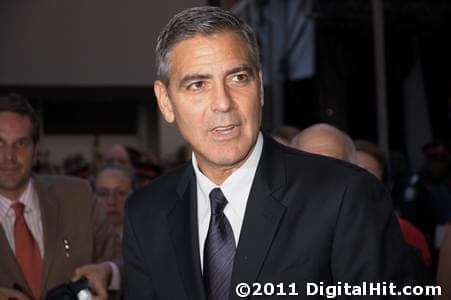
left=45, top=277, right=92, bottom=300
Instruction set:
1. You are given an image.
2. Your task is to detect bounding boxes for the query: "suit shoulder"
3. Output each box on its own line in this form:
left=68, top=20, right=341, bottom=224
left=282, top=143, right=362, bottom=175
left=267, top=139, right=370, bottom=186
left=34, top=174, right=94, bottom=209
left=34, top=174, right=91, bottom=190
left=34, top=175, right=92, bottom=196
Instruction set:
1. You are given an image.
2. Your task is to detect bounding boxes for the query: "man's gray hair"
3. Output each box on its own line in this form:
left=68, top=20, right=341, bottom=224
left=155, top=6, right=260, bottom=85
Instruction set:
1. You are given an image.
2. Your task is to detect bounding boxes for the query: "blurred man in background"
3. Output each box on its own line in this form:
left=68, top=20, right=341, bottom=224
left=104, top=144, right=133, bottom=171
left=95, top=165, right=134, bottom=238
left=354, top=139, right=431, bottom=269
left=270, top=125, right=299, bottom=146
left=399, top=141, right=451, bottom=273
left=291, top=123, right=356, bottom=162
left=0, top=94, right=121, bottom=300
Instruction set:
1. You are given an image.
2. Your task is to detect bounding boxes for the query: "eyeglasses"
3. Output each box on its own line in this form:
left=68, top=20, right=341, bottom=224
left=95, top=188, right=130, bottom=200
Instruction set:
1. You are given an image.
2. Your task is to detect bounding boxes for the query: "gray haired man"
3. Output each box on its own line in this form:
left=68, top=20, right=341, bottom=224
left=123, top=6, right=424, bottom=300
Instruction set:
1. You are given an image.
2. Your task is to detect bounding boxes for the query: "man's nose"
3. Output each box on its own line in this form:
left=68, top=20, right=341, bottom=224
left=106, top=194, right=117, bottom=206
left=1, top=145, right=17, bottom=162
left=211, top=83, right=233, bottom=113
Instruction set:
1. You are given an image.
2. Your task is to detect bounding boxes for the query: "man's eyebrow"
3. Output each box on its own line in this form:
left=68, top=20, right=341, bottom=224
left=16, top=137, right=32, bottom=142
left=177, top=65, right=256, bottom=89
left=226, top=64, right=255, bottom=78
left=178, top=74, right=211, bottom=89
left=0, top=136, right=30, bottom=144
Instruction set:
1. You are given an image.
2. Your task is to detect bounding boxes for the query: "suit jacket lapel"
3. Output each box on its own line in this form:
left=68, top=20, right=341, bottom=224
left=167, top=166, right=206, bottom=300
left=230, top=137, right=287, bottom=299
left=33, top=176, right=59, bottom=297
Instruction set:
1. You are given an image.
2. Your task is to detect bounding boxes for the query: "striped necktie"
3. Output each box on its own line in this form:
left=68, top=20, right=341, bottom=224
left=203, top=187, right=236, bottom=300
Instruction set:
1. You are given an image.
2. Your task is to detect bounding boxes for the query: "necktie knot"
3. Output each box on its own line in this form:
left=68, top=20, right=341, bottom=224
left=11, top=202, right=25, bottom=218
left=209, top=188, right=228, bottom=216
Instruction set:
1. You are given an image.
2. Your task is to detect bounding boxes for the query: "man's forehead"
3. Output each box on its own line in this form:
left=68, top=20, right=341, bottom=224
left=0, top=112, right=33, bottom=136
left=0, top=112, right=32, bottom=126
left=168, top=32, right=255, bottom=70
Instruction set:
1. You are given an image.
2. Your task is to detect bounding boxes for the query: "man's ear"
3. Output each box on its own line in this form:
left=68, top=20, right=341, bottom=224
left=154, top=80, right=175, bottom=123
left=259, top=71, right=264, bottom=107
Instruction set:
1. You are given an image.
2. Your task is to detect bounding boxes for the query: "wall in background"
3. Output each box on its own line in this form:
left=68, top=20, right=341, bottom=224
left=0, top=0, right=205, bottom=85
left=0, top=0, right=206, bottom=159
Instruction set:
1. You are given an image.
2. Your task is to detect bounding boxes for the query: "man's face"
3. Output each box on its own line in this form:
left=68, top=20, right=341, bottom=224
left=105, top=145, right=132, bottom=169
left=356, top=151, right=383, bottom=181
left=154, top=32, right=263, bottom=181
left=0, top=112, right=35, bottom=199
left=95, top=169, right=132, bottom=227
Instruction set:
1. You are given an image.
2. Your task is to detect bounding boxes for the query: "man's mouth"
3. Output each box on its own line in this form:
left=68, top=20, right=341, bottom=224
left=212, top=124, right=236, bottom=134
left=0, top=167, right=21, bottom=172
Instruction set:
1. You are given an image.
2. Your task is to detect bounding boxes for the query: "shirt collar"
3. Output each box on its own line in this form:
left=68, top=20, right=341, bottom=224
left=0, top=180, right=38, bottom=219
left=192, top=132, right=264, bottom=218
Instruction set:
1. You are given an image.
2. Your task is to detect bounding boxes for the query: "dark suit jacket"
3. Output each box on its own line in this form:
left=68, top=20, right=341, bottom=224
left=0, top=175, right=121, bottom=299
left=124, top=136, right=423, bottom=299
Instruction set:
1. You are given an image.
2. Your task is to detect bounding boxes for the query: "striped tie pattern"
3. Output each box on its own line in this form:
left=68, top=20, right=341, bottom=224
left=203, top=188, right=236, bottom=300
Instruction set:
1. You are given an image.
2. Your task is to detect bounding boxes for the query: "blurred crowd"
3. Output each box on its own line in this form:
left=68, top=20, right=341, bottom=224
left=31, top=119, right=451, bottom=281
left=34, top=143, right=173, bottom=185
left=1, top=93, right=450, bottom=299
left=33, top=120, right=451, bottom=284
left=33, top=142, right=193, bottom=237
left=272, top=123, right=451, bottom=295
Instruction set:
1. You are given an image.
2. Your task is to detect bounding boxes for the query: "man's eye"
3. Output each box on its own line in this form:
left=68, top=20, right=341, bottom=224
left=16, top=139, right=31, bottom=148
left=188, top=81, right=204, bottom=91
left=117, top=190, right=130, bottom=198
left=95, top=189, right=109, bottom=198
left=233, top=73, right=249, bottom=82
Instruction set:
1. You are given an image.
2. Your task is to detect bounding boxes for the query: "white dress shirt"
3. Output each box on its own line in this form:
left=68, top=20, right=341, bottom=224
left=192, top=132, right=263, bottom=270
left=0, top=180, right=44, bottom=257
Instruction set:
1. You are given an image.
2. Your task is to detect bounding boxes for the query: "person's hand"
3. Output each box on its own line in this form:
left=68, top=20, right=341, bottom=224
left=72, top=262, right=112, bottom=300
left=0, top=287, right=30, bottom=300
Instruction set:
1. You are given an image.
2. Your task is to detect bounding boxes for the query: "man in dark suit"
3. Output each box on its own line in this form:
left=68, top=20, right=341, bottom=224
left=123, top=6, right=424, bottom=300
left=0, top=94, right=121, bottom=300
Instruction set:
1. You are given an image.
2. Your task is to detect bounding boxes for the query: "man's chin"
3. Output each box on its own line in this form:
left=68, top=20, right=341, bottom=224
left=107, top=213, right=121, bottom=223
left=210, top=152, right=250, bottom=168
left=0, top=177, right=29, bottom=193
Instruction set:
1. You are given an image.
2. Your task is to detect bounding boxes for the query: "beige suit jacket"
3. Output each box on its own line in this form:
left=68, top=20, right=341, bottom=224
left=0, top=174, right=121, bottom=299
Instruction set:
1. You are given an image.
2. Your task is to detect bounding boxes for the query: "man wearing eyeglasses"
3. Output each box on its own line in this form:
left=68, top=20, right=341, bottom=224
left=94, top=165, right=134, bottom=238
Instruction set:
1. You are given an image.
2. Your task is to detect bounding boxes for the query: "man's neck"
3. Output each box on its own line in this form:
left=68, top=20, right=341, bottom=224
left=193, top=133, right=262, bottom=185
left=195, top=144, right=257, bottom=185
left=198, top=164, right=239, bottom=186
left=0, top=184, right=28, bottom=203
